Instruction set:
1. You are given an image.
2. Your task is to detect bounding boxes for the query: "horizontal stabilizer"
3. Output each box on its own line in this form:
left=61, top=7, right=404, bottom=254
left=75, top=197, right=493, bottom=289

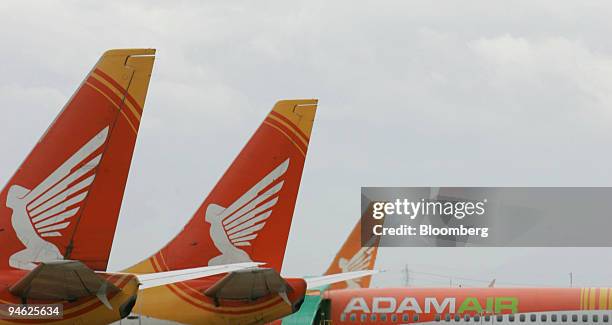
left=304, top=270, right=379, bottom=290
left=134, top=262, right=263, bottom=290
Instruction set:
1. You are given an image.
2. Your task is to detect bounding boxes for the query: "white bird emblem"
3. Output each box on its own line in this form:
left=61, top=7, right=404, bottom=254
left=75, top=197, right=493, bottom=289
left=205, top=159, right=289, bottom=266
left=338, top=244, right=376, bottom=288
left=6, top=127, right=109, bottom=270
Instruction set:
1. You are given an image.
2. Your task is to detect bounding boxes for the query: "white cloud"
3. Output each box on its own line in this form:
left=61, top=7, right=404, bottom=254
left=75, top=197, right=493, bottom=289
left=470, top=35, right=612, bottom=114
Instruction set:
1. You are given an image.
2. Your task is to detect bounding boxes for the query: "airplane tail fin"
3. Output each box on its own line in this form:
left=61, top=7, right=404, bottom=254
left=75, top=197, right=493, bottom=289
left=127, top=99, right=318, bottom=274
left=323, top=202, right=383, bottom=290
left=0, top=49, right=155, bottom=270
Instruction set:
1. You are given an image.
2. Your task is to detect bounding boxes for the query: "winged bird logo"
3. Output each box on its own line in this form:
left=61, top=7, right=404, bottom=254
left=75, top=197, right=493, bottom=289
left=338, top=244, right=376, bottom=289
left=205, top=159, right=290, bottom=266
left=5, top=127, right=109, bottom=270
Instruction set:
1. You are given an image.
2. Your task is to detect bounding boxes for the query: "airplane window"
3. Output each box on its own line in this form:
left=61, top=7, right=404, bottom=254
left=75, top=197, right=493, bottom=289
left=350, top=314, right=356, bottom=322
left=531, top=314, right=537, bottom=322
left=485, top=315, right=491, bottom=321
left=604, top=314, right=610, bottom=322
left=445, top=314, right=451, bottom=321
left=541, top=314, right=547, bottom=321
left=370, top=314, right=376, bottom=321
left=381, top=314, right=388, bottom=321
left=561, top=314, right=567, bottom=322
left=593, top=315, right=599, bottom=322
left=551, top=314, right=557, bottom=322
left=475, top=315, right=481, bottom=321
left=435, top=314, right=440, bottom=321
left=341, top=314, right=346, bottom=321
left=413, top=314, right=419, bottom=322
left=572, top=314, right=578, bottom=322
left=497, top=315, right=503, bottom=322
left=464, top=314, right=470, bottom=321
left=509, top=314, right=515, bottom=321
left=455, top=315, right=461, bottom=321
left=582, top=315, right=588, bottom=322
left=391, top=314, right=397, bottom=322
left=519, top=314, right=525, bottom=322
left=360, top=314, right=367, bottom=322
left=402, top=314, right=409, bottom=322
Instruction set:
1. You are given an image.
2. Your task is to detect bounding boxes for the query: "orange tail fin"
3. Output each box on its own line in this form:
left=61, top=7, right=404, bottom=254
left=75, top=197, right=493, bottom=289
left=0, top=49, right=155, bottom=271
left=324, top=202, right=382, bottom=290
left=127, top=99, right=318, bottom=274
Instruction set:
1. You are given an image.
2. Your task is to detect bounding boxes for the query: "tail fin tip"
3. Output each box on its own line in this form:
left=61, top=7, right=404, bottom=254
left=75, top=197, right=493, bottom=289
left=271, top=99, right=319, bottom=140
left=101, top=48, right=156, bottom=57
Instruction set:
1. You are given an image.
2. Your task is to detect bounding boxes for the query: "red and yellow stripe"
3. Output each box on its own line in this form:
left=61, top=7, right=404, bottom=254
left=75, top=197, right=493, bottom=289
left=85, top=68, right=143, bottom=134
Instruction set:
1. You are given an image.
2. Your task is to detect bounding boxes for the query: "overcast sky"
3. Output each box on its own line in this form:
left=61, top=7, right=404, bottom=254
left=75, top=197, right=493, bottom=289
left=2, top=0, right=612, bottom=288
